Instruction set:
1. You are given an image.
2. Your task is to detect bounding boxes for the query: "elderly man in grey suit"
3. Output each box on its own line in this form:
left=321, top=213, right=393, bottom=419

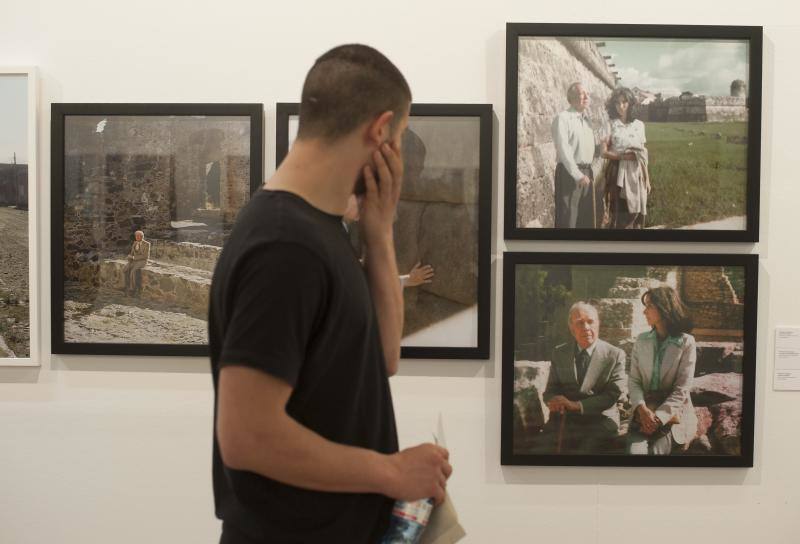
left=123, top=229, right=150, bottom=296
left=542, top=301, right=627, bottom=454
left=551, top=82, right=602, bottom=228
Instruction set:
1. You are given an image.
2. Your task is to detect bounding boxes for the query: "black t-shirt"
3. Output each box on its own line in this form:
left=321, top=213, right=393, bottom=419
left=208, top=189, right=398, bottom=543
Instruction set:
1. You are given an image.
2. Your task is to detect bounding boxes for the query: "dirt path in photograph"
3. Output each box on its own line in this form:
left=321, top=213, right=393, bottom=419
left=64, top=301, right=208, bottom=344
left=0, top=207, right=29, bottom=357
left=677, top=215, right=747, bottom=230
left=648, top=215, right=747, bottom=231
left=62, top=282, right=208, bottom=345
left=0, top=206, right=29, bottom=296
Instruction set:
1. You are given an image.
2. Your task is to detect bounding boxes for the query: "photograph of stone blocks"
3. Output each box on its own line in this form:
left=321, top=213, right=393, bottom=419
left=51, top=104, right=263, bottom=356
left=276, top=103, right=492, bottom=359
left=0, top=70, right=34, bottom=363
left=504, top=23, right=762, bottom=242
left=501, top=252, right=757, bottom=467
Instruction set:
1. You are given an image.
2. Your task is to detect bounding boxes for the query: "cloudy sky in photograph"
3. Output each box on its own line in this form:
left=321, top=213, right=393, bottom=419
left=600, top=38, right=749, bottom=98
left=0, top=75, right=28, bottom=164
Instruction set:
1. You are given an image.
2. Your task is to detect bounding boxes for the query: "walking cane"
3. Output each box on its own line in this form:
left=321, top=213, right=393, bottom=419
left=556, top=411, right=567, bottom=454
left=592, top=174, right=597, bottom=228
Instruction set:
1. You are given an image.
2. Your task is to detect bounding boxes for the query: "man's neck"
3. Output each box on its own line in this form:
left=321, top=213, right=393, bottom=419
left=266, top=137, right=363, bottom=216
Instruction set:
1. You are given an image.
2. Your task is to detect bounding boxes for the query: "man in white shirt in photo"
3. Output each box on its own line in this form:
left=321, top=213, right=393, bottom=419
left=551, top=82, right=602, bottom=229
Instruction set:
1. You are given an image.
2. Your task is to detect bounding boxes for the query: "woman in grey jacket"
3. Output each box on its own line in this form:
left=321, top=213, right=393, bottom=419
left=628, top=286, right=697, bottom=455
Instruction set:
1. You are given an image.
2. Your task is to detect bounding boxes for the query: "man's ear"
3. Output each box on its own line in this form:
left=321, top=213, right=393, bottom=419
left=365, top=110, right=395, bottom=147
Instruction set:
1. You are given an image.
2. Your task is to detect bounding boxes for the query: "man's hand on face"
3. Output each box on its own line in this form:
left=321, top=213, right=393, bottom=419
left=359, top=142, right=403, bottom=248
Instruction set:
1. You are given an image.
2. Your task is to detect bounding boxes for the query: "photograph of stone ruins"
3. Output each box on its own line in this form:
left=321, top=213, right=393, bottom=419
left=0, top=75, right=30, bottom=358
left=62, top=115, right=252, bottom=345
left=290, top=115, right=482, bottom=349
left=396, top=118, right=481, bottom=348
left=517, top=36, right=750, bottom=230
left=513, top=264, right=747, bottom=456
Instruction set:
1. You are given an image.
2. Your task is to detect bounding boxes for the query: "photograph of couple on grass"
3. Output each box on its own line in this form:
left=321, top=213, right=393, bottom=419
left=507, top=24, right=760, bottom=240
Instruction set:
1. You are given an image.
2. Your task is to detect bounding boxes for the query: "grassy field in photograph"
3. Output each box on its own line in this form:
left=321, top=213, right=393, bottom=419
left=644, top=121, right=748, bottom=228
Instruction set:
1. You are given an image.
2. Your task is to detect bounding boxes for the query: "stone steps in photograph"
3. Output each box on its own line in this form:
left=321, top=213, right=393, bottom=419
left=100, top=258, right=211, bottom=318
left=149, top=239, right=221, bottom=272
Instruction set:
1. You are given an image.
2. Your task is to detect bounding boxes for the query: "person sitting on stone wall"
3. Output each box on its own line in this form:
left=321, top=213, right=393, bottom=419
left=123, top=229, right=150, bottom=296
left=539, top=301, right=627, bottom=454
left=628, top=286, right=698, bottom=455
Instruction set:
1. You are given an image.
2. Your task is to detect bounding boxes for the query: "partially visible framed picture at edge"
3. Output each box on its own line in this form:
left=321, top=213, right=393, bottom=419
left=276, top=103, right=492, bottom=359
left=505, top=23, right=762, bottom=242
left=0, top=68, right=39, bottom=366
left=502, top=252, right=757, bottom=467
left=51, top=103, right=264, bottom=356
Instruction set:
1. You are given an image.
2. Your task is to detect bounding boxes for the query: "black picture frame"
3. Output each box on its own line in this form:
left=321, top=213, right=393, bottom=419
left=51, top=103, right=264, bottom=356
left=504, top=23, right=762, bottom=242
left=501, top=251, right=757, bottom=467
left=276, top=102, right=492, bottom=359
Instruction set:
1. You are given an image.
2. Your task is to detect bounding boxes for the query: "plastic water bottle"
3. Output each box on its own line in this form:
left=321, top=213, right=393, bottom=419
left=380, top=498, right=434, bottom=543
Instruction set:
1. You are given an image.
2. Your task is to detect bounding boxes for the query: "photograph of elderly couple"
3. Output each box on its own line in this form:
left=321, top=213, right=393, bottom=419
left=503, top=255, right=756, bottom=466
left=277, top=104, right=491, bottom=359
left=508, top=25, right=760, bottom=240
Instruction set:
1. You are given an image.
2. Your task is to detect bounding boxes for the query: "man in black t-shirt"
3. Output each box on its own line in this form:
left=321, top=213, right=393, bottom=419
left=208, top=44, right=452, bottom=543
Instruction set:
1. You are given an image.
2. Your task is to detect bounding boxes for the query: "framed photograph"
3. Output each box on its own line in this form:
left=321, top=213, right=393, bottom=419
left=276, top=103, right=492, bottom=359
left=505, top=23, right=762, bottom=242
left=0, top=68, right=39, bottom=366
left=501, top=252, right=757, bottom=467
left=51, top=103, right=264, bottom=356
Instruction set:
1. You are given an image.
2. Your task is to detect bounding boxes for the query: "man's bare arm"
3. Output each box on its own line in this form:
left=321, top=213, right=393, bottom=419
left=360, top=143, right=405, bottom=376
left=217, top=366, right=451, bottom=502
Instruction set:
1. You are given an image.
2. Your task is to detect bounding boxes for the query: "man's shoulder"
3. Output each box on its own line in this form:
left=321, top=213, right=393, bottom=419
left=236, top=190, right=336, bottom=247
left=552, top=109, right=573, bottom=124
left=219, top=191, right=346, bottom=283
left=553, top=342, right=572, bottom=356
left=595, top=339, right=624, bottom=359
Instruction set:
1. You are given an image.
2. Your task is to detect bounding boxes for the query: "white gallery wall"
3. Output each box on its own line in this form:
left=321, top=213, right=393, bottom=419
left=1, top=1, right=799, bottom=542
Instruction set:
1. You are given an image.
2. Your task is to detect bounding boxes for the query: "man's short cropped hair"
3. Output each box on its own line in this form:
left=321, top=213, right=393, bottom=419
left=297, top=44, right=412, bottom=141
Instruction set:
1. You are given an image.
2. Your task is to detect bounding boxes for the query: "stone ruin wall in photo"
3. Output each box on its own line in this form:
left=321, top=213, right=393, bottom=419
left=62, top=116, right=250, bottom=290
left=515, top=37, right=615, bottom=228
left=395, top=126, right=480, bottom=337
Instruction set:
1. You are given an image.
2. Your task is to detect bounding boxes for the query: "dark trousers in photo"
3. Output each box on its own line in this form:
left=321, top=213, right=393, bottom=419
left=554, top=163, right=600, bottom=229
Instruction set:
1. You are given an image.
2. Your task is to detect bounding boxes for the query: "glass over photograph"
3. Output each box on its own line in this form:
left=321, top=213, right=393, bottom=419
left=0, top=73, right=30, bottom=359
left=278, top=103, right=491, bottom=359
left=52, top=104, right=263, bottom=355
left=505, top=24, right=762, bottom=242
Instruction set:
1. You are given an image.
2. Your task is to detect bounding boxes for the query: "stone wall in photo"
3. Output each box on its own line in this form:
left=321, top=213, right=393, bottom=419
left=643, top=96, right=748, bottom=123
left=396, top=126, right=480, bottom=337
left=62, top=115, right=250, bottom=288
left=516, top=37, right=615, bottom=228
